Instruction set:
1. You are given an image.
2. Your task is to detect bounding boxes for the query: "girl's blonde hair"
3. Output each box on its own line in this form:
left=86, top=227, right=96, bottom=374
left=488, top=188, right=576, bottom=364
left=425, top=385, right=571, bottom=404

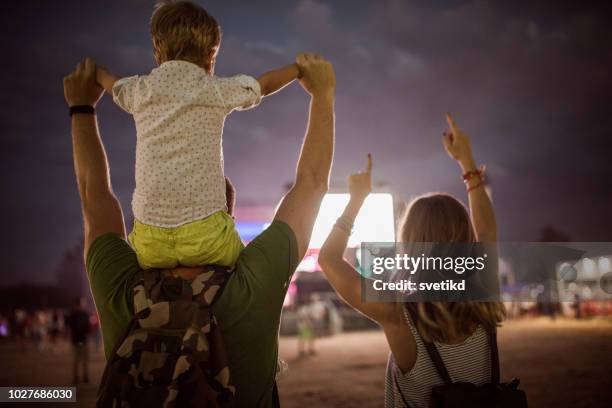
left=399, top=193, right=505, bottom=343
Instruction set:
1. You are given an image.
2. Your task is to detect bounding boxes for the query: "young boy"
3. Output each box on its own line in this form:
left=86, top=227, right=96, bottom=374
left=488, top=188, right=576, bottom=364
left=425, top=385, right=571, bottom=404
left=96, top=1, right=301, bottom=269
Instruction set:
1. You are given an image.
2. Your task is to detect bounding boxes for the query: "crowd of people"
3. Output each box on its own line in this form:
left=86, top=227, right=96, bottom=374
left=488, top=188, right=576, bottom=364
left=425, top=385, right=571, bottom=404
left=0, top=299, right=99, bottom=384
left=2, top=304, right=98, bottom=349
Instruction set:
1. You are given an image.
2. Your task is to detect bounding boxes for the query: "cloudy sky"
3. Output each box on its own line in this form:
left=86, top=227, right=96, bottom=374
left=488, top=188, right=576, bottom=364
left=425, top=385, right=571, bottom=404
left=1, top=0, right=611, bottom=285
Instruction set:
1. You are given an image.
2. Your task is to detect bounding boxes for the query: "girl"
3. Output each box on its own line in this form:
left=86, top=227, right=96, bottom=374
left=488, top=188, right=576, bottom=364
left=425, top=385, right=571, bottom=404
left=318, top=113, right=505, bottom=407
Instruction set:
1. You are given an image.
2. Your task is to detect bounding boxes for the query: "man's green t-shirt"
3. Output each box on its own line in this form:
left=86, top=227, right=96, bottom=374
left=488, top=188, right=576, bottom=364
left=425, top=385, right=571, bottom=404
left=86, top=221, right=298, bottom=407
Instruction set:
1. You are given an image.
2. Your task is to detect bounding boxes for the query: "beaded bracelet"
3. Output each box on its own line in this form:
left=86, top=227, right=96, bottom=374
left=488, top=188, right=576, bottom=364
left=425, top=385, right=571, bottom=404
left=334, top=215, right=354, bottom=235
left=462, top=165, right=486, bottom=183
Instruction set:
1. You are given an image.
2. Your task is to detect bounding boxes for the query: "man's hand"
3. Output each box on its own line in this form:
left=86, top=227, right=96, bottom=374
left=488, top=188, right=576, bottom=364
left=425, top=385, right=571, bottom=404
left=348, top=154, right=372, bottom=203
left=274, top=53, right=335, bottom=259
left=296, top=53, right=335, bottom=98
left=63, top=57, right=104, bottom=107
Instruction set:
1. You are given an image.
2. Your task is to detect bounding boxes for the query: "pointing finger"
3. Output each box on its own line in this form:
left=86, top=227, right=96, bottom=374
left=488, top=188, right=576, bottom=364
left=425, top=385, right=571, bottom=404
left=365, top=153, right=372, bottom=174
left=445, top=112, right=459, bottom=135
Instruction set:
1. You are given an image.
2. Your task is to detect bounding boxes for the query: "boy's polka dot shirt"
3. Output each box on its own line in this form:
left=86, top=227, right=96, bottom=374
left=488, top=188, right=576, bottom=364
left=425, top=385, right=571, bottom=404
left=112, top=60, right=261, bottom=227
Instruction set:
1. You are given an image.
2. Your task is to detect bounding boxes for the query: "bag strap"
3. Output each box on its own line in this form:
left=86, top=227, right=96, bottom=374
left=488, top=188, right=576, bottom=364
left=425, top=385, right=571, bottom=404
left=489, top=328, right=500, bottom=384
left=392, top=366, right=411, bottom=407
left=96, top=316, right=139, bottom=407
left=405, top=305, right=452, bottom=385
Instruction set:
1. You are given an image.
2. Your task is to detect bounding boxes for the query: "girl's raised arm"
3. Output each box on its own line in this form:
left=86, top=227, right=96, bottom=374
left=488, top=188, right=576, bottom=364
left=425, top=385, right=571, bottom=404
left=443, top=113, right=498, bottom=242
left=318, top=155, right=397, bottom=324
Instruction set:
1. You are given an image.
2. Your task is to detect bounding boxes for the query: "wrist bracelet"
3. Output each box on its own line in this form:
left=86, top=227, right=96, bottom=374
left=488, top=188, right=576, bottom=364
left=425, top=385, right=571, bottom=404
left=69, top=105, right=95, bottom=117
left=334, top=215, right=354, bottom=235
left=462, top=165, right=485, bottom=183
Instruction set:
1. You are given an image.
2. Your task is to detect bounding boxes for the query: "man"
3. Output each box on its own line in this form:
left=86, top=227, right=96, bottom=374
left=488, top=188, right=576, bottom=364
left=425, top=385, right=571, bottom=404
left=63, top=54, right=335, bottom=406
left=64, top=297, right=91, bottom=384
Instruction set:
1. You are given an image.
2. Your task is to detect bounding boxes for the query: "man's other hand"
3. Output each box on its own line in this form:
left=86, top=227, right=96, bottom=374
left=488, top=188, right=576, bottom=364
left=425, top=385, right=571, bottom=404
left=296, top=53, right=335, bottom=98
left=63, top=57, right=104, bottom=107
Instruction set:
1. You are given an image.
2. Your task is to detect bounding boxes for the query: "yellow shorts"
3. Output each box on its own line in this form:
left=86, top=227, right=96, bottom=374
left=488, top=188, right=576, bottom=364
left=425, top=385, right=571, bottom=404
left=128, top=211, right=244, bottom=270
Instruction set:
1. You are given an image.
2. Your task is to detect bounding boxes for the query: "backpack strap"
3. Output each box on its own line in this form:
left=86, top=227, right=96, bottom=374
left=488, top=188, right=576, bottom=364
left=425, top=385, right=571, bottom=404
left=392, top=366, right=411, bottom=407
left=96, top=316, right=139, bottom=407
left=489, top=328, right=500, bottom=384
left=405, top=304, right=452, bottom=386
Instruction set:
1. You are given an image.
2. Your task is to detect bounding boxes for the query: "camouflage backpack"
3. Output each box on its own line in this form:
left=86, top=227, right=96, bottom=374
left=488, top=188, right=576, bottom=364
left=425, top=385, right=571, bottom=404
left=97, top=266, right=235, bottom=407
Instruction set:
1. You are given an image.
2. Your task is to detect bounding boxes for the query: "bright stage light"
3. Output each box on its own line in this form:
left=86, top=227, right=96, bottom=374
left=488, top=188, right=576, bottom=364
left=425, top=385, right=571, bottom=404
left=308, top=193, right=395, bottom=249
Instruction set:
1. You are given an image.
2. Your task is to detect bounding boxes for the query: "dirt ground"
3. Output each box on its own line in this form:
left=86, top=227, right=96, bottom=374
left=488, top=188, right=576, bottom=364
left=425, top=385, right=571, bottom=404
left=0, top=317, right=610, bottom=407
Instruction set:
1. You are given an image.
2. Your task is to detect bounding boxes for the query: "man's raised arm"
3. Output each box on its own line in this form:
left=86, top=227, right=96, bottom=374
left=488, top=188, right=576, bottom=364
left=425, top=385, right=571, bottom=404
left=64, top=58, right=125, bottom=256
left=274, top=53, right=335, bottom=258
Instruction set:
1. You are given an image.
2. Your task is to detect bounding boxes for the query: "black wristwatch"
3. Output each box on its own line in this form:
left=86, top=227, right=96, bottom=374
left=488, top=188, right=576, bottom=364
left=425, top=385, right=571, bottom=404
left=69, top=105, right=95, bottom=117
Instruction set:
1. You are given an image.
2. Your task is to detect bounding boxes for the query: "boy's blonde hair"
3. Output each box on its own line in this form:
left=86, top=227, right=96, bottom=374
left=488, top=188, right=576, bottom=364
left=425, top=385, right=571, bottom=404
left=150, top=1, right=221, bottom=69
left=399, top=193, right=505, bottom=343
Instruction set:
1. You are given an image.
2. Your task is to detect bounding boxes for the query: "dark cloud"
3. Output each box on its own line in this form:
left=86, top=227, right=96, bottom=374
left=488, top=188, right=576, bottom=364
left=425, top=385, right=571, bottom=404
left=0, top=0, right=611, bottom=285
